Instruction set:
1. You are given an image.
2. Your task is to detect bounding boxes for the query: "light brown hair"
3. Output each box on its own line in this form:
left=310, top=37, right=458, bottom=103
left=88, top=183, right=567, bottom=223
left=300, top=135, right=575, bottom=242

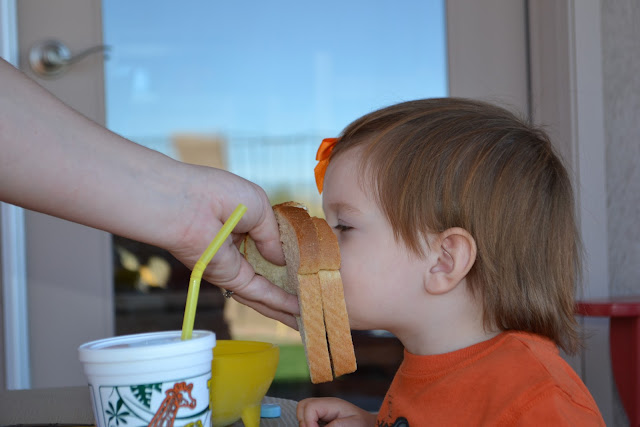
left=330, top=98, right=581, bottom=354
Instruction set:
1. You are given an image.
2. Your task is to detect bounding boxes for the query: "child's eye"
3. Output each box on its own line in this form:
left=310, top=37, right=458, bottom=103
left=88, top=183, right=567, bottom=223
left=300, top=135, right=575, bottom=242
left=334, top=224, right=352, bottom=232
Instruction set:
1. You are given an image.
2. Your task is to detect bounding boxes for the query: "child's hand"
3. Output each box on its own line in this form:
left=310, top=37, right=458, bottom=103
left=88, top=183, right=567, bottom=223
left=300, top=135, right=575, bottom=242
left=297, top=397, right=377, bottom=427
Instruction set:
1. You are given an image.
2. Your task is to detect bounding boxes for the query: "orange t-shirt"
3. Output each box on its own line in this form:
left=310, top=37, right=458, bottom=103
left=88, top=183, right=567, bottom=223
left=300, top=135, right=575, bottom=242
left=377, top=331, right=605, bottom=426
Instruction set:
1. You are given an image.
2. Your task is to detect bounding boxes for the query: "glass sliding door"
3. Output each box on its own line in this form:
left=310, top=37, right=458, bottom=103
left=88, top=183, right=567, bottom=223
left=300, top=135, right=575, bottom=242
left=102, top=0, right=447, bottom=405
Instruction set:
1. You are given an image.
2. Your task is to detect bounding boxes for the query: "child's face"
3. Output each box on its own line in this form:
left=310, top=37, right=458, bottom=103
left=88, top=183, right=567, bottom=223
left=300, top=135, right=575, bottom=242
left=322, top=146, right=431, bottom=332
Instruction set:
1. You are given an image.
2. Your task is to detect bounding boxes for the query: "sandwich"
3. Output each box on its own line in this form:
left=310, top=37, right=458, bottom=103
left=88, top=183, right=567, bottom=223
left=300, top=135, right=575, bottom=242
left=243, top=202, right=357, bottom=383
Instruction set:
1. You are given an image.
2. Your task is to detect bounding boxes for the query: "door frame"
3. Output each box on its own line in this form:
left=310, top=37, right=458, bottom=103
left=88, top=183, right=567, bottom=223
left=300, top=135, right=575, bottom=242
left=527, top=0, right=612, bottom=422
left=0, top=0, right=30, bottom=391
left=447, top=0, right=612, bottom=422
left=1, top=0, right=113, bottom=390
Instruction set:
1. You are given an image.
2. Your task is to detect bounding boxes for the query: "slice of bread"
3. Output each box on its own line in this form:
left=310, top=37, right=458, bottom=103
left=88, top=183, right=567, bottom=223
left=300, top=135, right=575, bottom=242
left=243, top=202, right=356, bottom=383
left=253, top=203, right=332, bottom=383
left=312, top=217, right=357, bottom=378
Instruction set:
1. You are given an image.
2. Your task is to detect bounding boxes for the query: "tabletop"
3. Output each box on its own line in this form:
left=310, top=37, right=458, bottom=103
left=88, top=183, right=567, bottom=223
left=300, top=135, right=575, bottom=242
left=0, top=386, right=298, bottom=426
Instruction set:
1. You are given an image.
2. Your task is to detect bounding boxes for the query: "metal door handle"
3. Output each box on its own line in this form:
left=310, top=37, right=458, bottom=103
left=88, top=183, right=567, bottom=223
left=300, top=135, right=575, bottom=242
left=29, top=39, right=110, bottom=78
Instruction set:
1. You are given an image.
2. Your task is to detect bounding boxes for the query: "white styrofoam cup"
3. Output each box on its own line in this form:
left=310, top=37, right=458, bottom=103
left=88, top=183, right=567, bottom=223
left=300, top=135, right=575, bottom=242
left=78, top=330, right=215, bottom=427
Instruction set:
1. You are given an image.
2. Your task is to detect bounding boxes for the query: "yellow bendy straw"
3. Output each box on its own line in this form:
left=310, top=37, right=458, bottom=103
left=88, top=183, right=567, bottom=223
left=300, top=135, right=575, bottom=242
left=181, top=203, right=247, bottom=340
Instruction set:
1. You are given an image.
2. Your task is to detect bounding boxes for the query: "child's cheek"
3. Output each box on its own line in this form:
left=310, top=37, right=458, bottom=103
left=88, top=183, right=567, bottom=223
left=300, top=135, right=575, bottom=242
left=339, top=256, right=364, bottom=306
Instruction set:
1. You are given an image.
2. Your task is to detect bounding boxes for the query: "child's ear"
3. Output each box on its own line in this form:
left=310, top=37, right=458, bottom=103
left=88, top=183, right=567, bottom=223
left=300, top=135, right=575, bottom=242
left=425, top=228, right=477, bottom=295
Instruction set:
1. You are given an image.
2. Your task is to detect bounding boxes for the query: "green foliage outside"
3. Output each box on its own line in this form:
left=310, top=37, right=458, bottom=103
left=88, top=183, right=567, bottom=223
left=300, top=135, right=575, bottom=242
left=273, top=344, right=309, bottom=381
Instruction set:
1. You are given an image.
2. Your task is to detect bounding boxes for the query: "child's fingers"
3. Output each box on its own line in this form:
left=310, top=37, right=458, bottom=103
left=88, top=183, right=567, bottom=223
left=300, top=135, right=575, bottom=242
left=297, top=397, right=339, bottom=426
left=297, top=397, right=370, bottom=427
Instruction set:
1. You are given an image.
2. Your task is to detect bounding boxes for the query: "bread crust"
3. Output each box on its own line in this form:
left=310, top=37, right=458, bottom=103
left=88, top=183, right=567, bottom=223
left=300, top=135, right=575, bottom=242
left=271, top=204, right=332, bottom=383
left=244, top=202, right=356, bottom=383
left=312, top=217, right=357, bottom=377
left=297, top=273, right=333, bottom=383
left=312, top=217, right=341, bottom=270
left=273, top=204, right=320, bottom=275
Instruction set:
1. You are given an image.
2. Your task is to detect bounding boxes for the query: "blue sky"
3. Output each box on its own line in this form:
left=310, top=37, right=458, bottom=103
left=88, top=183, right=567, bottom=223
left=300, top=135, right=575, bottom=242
left=102, top=1, right=447, bottom=138
left=102, top=1, right=448, bottom=196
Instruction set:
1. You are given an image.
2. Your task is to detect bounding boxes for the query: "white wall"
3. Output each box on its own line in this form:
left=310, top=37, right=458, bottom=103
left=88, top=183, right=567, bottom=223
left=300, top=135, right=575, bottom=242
left=450, top=0, right=619, bottom=424
left=447, top=0, right=529, bottom=114
left=601, top=1, right=640, bottom=425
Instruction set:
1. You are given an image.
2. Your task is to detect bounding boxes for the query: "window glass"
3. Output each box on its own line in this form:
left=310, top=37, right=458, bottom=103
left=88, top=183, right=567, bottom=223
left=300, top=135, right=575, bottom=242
left=103, top=1, right=447, bottom=210
left=103, top=0, right=447, bottom=406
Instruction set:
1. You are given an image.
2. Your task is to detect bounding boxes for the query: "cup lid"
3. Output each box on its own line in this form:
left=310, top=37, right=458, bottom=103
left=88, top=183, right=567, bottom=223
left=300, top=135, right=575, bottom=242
left=78, top=330, right=215, bottom=363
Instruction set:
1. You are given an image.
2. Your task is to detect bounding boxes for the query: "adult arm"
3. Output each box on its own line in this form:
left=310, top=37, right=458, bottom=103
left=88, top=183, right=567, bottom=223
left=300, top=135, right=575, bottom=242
left=0, top=58, right=298, bottom=327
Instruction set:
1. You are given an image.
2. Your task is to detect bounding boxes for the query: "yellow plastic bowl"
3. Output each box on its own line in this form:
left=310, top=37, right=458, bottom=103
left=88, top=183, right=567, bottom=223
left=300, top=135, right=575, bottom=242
left=210, top=340, right=280, bottom=427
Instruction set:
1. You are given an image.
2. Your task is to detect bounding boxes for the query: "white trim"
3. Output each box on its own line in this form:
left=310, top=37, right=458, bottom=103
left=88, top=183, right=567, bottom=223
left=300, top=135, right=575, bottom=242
left=528, top=0, right=612, bottom=423
left=571, top=0, right=609, bottom=299
left=569, top=2, right=612, bottom=422
left=0, top=0, right=31, bottom=390
left=0, top=0, right=18, bottom=65
left=0, top=206, right=30, bottom=390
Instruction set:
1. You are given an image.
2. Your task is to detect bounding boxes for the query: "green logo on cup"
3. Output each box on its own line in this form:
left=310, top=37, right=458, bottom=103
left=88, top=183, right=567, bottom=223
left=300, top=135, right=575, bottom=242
left=130, top=383, right=163, bottom=409
left=99, top=375, right=210, bottom=427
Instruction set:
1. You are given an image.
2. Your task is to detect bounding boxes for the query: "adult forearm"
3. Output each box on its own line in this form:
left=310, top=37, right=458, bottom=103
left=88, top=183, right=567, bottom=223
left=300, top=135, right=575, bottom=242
left=0, top=59, right=183, bottom=247
left=0, top=59, right=298, bottom=326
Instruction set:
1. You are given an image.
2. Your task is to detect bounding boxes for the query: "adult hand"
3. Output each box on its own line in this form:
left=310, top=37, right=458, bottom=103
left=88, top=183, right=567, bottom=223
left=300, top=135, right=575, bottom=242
left=297, top=397, right=377, bottom=427
left=164, top=163, right=299, bottom=329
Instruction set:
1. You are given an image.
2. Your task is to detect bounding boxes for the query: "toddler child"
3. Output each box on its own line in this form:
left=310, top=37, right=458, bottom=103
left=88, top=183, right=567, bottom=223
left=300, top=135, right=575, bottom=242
left=297, top=98, right=605, bottom=426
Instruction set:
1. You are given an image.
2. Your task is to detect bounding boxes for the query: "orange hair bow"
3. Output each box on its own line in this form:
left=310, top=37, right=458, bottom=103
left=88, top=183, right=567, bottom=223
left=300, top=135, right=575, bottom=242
left=314, top=137, right=339, bottom=194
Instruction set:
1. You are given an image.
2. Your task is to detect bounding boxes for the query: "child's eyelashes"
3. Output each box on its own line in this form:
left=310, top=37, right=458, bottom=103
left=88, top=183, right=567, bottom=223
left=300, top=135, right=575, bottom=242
left=334, top=224, right=353, bottom=232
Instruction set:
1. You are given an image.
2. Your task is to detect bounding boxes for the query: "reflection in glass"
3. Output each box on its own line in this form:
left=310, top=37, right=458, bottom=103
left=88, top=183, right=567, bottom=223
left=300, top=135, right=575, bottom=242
left=103, top=0, right=447, bottom=407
